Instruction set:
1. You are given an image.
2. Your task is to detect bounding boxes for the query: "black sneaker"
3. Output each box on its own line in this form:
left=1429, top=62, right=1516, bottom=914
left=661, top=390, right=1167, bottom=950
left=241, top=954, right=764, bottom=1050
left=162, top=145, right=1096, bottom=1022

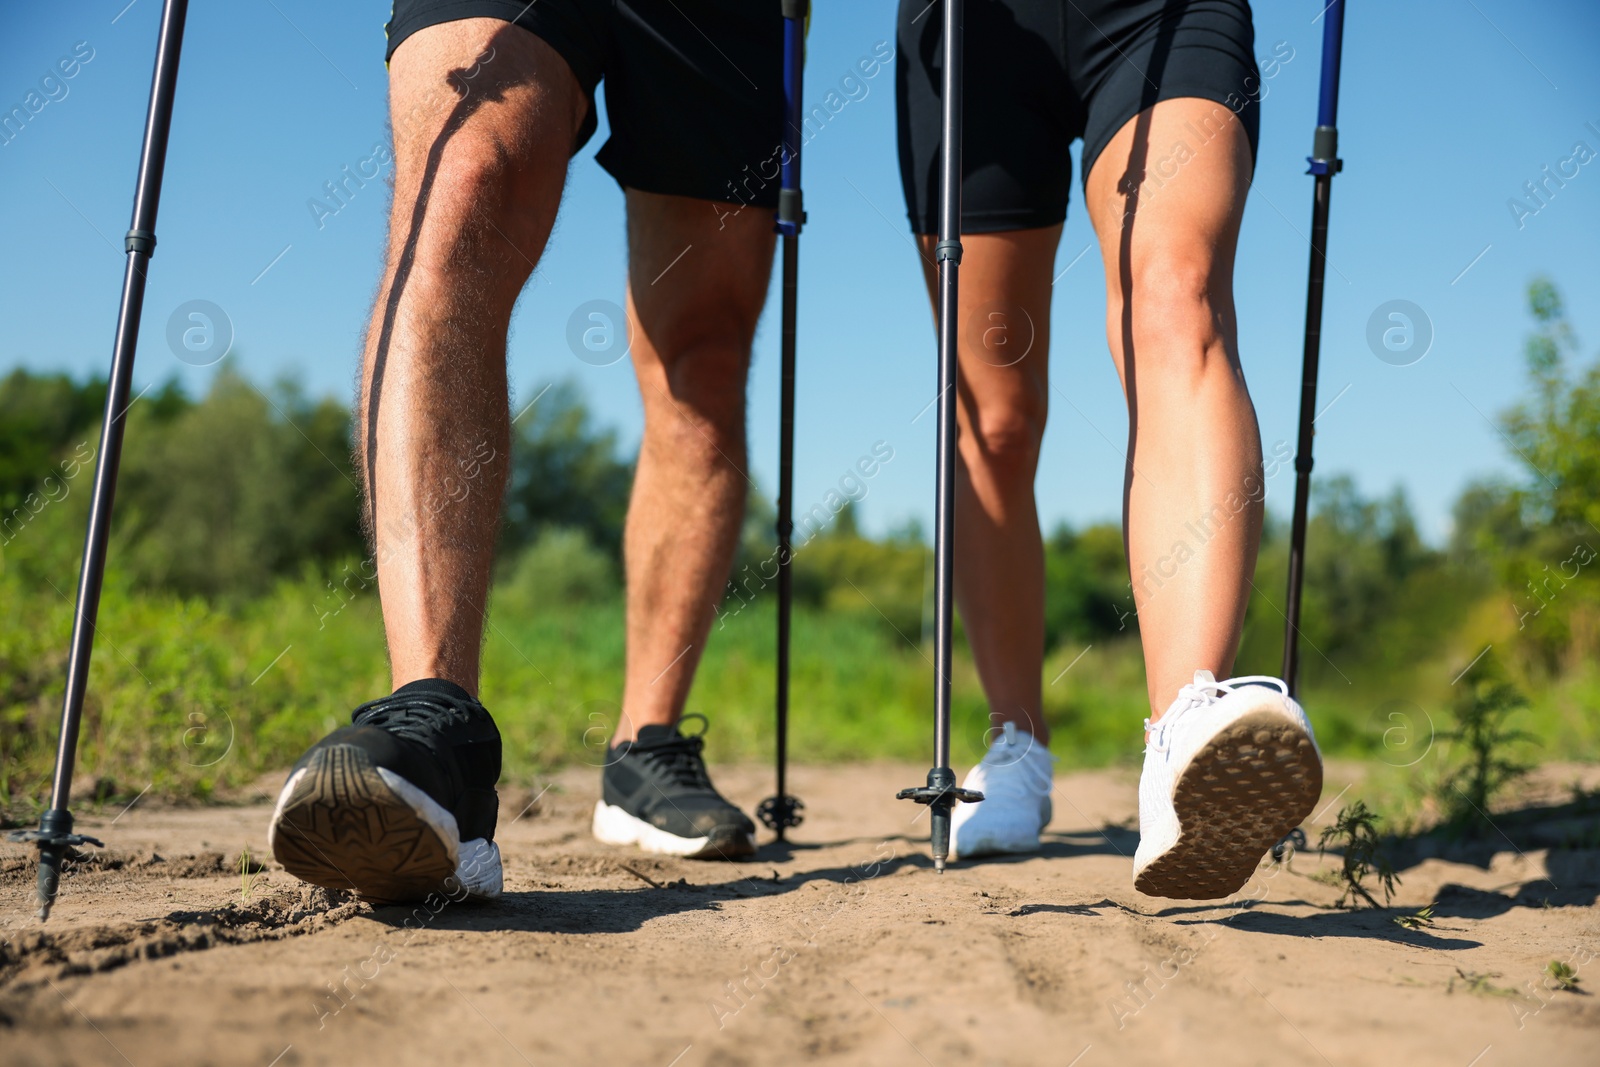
left=591, top=715, right=756, bottom=860
left=268, top=678, right=503, bottom=904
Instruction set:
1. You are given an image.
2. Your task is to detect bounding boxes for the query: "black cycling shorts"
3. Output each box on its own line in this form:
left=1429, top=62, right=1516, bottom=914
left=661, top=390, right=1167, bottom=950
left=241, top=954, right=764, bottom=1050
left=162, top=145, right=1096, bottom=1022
left=897, top=0, right=1263, bottom=234
left=385, top=0, right=785, bottom=207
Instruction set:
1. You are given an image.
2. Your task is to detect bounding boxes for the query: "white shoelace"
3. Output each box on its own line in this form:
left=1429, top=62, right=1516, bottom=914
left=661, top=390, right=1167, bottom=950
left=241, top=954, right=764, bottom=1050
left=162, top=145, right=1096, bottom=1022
left=1144, top=672, right=1288, bottom=754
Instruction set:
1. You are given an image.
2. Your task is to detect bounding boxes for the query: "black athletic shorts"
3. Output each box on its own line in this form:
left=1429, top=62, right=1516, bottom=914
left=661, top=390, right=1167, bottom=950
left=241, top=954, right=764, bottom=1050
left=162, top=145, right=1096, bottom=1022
left=897, top=0, right=1262, bottom=234
left=385, top=0, right=785, bottom=207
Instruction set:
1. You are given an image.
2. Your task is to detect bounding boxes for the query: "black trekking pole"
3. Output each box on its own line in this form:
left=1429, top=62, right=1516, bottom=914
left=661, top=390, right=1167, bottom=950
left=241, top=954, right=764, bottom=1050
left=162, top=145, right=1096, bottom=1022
left=756, top=0, right=807, bottom=842
left=7, top=0, right=190, bottom=920
left=897, top=0, right=982, bottom=871
left=1282, top=0, right=1346, bottom=698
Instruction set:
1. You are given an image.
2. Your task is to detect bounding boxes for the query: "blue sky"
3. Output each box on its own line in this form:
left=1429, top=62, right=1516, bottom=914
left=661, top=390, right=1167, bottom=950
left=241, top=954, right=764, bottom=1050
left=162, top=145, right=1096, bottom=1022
left=2, top=0, right=1598, bottom=544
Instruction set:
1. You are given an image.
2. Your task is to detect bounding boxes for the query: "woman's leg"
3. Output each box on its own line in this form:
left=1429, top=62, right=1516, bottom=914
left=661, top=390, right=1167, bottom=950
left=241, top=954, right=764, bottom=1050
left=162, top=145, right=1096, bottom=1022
left=914, top=227, right=1060, bottom=744
left=1081, top=97, right=1262, bottom=721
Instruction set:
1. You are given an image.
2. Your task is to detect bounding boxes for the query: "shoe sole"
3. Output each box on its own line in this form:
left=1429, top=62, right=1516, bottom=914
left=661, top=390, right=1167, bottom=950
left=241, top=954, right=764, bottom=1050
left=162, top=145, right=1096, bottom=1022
left=1134, top=708, right=1322, bottom=900
left=591, top=801, right=756, bottom=860
left=952, top=837, right=1042, bottom=861
left=269, top=744, right=464, bottom=905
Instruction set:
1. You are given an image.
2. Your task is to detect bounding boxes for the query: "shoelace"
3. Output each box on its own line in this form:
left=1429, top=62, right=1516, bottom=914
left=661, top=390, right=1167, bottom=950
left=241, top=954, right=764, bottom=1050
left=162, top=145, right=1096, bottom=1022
left=352, top=692, right=480, bottom=748
left=631, top=715, right=715, bottom=792
left=1144, top=672, right=1288, bottom=755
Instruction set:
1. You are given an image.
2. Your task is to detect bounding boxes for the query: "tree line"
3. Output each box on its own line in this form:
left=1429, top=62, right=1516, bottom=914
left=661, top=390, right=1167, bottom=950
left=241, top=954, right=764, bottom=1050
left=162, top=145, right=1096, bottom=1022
left=1, top=278, right=1593, bottom=693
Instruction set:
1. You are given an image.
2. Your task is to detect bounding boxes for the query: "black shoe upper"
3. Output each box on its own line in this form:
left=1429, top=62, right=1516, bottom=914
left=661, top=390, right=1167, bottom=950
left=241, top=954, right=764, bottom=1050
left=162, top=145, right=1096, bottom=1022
left=602, top=717, right=754, bottom=841
left=294, top=678, right=502, bottom=842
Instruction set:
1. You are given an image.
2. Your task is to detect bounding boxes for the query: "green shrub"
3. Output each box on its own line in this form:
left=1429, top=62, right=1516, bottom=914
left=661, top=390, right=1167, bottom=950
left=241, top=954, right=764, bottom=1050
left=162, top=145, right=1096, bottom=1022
left=496, top=527, right=619, bottom=611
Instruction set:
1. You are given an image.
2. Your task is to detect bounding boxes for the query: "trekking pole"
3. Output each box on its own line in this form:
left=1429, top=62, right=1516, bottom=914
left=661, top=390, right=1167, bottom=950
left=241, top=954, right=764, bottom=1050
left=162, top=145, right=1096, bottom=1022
left=1282, top=0, right=1346, bottom=698
left=7, top=0, right=190, bottom=920
left=898, top=0, right=981, bottom=871
left=757, top=0, right=807, bottom=842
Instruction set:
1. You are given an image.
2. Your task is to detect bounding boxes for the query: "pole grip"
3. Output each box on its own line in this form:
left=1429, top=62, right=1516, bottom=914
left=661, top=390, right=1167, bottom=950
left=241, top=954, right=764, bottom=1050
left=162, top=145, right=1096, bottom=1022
left=1315, top=0, right=1345, bottom=129
left=776, top=7, right=806, bottom=237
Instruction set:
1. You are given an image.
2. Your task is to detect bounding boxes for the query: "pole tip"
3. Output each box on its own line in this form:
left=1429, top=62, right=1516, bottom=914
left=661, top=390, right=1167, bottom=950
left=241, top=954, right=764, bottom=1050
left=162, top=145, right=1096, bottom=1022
left=933, top=857, right=946, bottom=873
left=36, top=902, right=51, bottom=922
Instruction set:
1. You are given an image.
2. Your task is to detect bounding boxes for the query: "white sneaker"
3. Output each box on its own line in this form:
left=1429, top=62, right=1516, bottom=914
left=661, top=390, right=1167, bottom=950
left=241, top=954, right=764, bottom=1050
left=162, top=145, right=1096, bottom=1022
left=950, top=722, right=1053, bottom=860
left=1133, top=671, right=1322, bottom=899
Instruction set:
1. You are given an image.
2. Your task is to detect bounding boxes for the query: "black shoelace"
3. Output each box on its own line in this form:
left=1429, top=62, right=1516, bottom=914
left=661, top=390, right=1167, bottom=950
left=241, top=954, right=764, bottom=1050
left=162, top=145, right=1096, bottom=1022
left=352, top=693, right=478, bottom=748
left=632, top=732, right=715, bottom=792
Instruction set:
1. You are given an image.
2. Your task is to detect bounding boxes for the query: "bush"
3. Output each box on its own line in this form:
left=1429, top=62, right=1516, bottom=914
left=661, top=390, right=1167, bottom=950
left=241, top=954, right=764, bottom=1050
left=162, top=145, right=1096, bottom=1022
left=113, top=365, right=362, bottom=598
left=0, top=368, right=108, bottom=512
left=495, top=527, right=619, bottom=613
left=1043, top=521, right=1134, bottom=648
left=792, top=520, right=928, bottom=640
left=500, top=380, right=634, bottom=561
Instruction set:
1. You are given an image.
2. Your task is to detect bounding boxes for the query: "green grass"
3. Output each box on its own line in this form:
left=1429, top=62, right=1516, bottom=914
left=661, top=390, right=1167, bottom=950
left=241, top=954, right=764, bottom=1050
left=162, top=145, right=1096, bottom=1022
left=0, top=564, right=1152, bottom=805
left=3, top=503, right=1597, bottom=808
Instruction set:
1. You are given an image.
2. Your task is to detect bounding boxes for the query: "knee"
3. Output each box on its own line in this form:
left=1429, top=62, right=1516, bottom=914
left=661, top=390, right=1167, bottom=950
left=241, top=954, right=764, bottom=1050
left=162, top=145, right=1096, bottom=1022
left=430, top=132, right=517, bottom=204
left=962, top=395, right=1046, bottom=489
left=1123, top=255, right=1233, bottom=381
left=640, top=296, right=761, bottom=442
left=656, top=351, right=749, bottom=451
left=399, top=136, right=546, bottom=296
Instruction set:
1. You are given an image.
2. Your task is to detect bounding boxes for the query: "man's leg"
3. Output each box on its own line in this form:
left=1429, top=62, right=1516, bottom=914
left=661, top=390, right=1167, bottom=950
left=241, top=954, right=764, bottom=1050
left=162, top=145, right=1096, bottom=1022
left=271, top=19, right=586, bottom=903
left=1082, top=97, right=1261, bottom=721
left=589, top=190, right=774, bottom=860
left=613, top=192, right=776, bottom=739
left=363, top=20, right=585, bottom=693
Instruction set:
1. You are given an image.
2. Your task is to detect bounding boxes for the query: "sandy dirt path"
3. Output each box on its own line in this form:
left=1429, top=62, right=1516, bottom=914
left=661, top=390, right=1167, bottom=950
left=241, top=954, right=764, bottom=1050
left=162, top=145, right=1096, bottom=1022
left=3, top=761, right=1597, bottom=1066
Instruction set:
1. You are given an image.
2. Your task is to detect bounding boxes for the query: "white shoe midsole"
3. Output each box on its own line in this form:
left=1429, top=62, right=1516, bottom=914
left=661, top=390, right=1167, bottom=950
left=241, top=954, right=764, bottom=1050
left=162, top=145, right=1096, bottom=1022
left=592, top=800, right=716, bottom=856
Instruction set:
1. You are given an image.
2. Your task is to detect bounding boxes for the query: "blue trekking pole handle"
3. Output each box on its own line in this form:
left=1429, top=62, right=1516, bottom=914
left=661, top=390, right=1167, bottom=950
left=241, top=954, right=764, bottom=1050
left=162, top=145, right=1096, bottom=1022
left=776, top=0, right=806, bottom=236
left=1307, top=0, right=1345, bottom=176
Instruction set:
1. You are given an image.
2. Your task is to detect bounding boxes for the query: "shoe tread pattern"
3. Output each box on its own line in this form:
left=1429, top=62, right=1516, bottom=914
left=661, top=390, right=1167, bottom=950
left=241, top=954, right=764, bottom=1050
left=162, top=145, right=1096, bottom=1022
left=1135, top=709, right=1322, bottom=900
left=271, top=744, right=456, bottom=905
